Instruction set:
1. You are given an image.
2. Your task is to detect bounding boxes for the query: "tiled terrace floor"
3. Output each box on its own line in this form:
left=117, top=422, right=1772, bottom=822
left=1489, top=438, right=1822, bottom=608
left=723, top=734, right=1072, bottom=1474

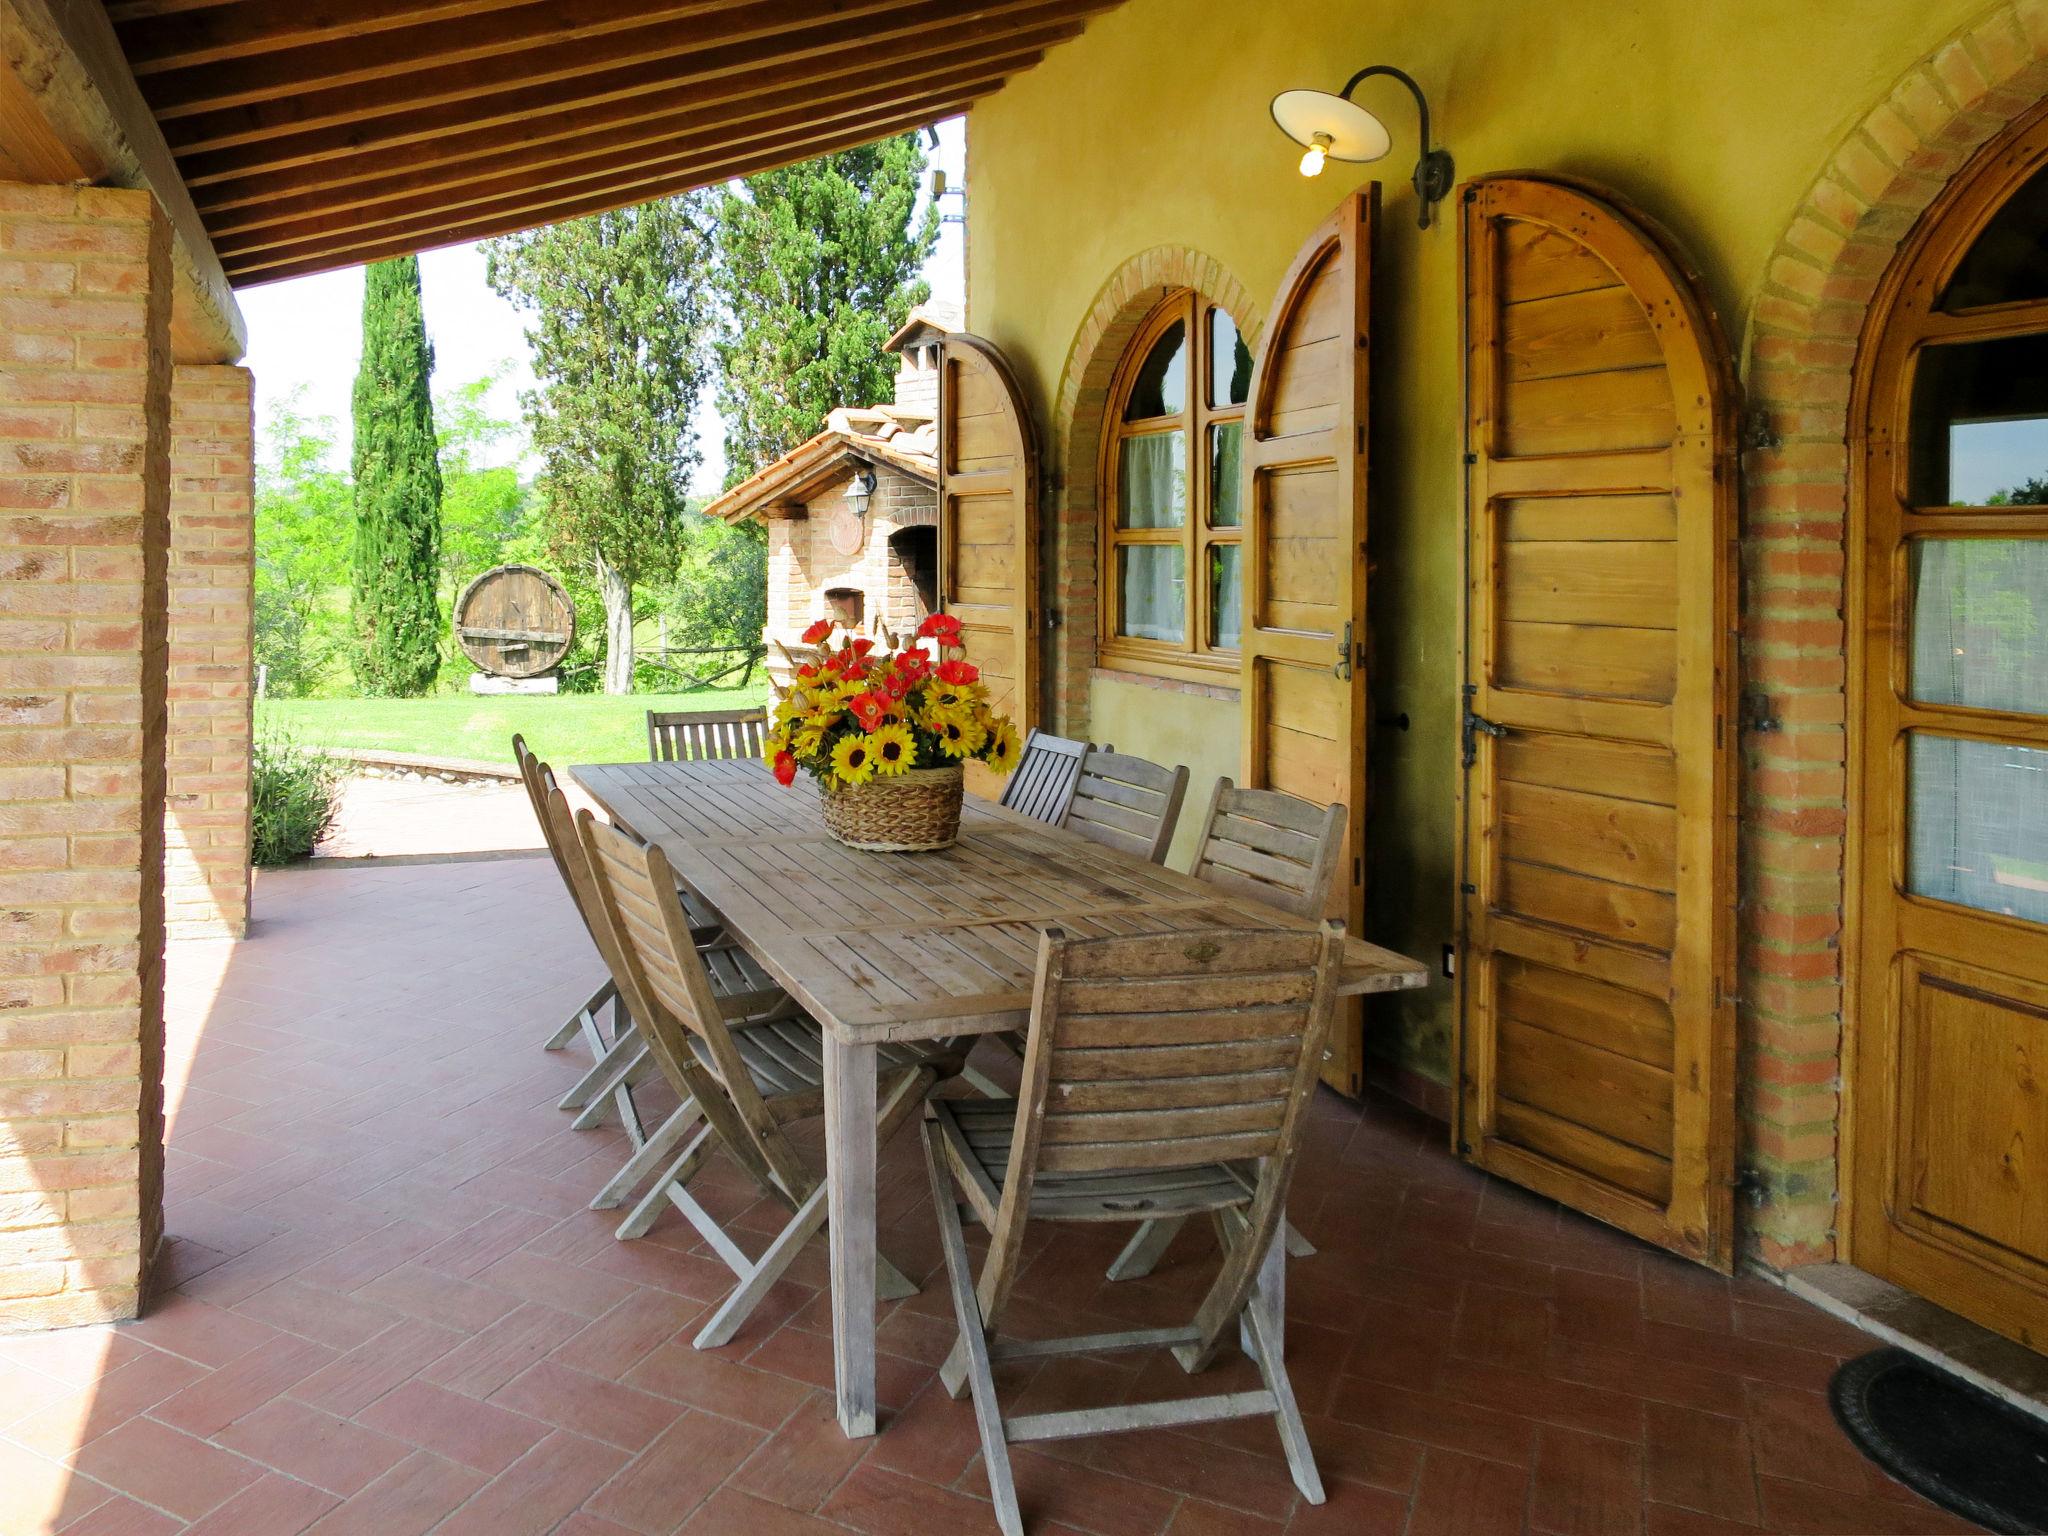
left=0, top=857, right=1984, bottom=1536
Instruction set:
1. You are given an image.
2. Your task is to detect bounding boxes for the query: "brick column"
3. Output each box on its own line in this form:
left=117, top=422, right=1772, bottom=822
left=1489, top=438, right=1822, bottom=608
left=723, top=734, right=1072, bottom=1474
left=164, top=366, right=253, bottom=940
left=0, top=183, right=172, bottom=1331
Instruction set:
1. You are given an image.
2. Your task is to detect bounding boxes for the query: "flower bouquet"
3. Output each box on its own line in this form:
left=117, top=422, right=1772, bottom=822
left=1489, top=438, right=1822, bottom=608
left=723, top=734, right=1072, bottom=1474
left=766, top=612, right=1021, bottom=851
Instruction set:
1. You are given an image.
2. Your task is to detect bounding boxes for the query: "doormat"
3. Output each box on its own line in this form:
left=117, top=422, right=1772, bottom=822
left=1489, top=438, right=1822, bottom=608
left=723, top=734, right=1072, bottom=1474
left=1830, top=1347, right=2048, bottom=1534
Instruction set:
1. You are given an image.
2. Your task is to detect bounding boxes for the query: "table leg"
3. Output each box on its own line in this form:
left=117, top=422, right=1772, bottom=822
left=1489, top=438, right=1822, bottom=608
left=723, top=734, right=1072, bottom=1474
left=824, top=1036, right=878, bottom=1438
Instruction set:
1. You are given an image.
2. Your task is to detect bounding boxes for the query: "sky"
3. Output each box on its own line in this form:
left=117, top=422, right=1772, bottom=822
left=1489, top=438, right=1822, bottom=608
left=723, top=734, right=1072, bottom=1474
left=234, top=116, right=968, bottom=496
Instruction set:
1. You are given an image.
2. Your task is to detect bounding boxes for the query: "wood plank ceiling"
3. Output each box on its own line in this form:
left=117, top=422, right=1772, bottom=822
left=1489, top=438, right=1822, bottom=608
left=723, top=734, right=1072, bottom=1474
left=106, top=0, right=1124, bottom=287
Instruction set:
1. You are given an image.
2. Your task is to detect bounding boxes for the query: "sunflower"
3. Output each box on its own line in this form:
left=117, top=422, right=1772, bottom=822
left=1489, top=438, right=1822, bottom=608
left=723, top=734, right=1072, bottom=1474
left=793, top=725, right=826, bottom=758
left=985, top=718, right=1021, bottom=775
left=934, top=714, right=988, bottom=759
left=868, top=723, right=916, bottom=776
left=831, top=733, right=878, bottom=785
left=924, top=681, right=971, bottom=714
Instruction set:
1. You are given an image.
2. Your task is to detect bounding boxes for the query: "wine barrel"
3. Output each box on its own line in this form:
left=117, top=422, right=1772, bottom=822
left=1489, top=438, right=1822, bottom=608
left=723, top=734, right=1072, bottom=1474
left=453, top=564, right=575, bottom=678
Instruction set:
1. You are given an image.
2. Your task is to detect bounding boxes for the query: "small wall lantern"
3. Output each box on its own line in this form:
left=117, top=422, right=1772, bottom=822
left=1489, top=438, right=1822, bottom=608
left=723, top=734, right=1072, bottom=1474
left=845, top=463, right=879, bottom=519
left=1271, top=65, right=1454, bottom=228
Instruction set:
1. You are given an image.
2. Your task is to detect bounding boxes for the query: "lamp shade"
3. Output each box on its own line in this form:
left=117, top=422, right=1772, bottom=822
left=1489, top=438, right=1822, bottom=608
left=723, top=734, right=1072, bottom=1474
left=1269, top=89, right=1392, bottom=163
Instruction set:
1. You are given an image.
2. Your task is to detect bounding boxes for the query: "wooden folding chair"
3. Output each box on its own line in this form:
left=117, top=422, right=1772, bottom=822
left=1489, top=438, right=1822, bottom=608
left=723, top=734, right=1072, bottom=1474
left=1104, top=779, right=1346, bottom=1282
left=515, top=735, right=752, bottom=1143
left=923, top=922, right=1346, bottom=1535
left=1064, top=748, right=1190, bottom=865
left=998, top=729, right=1089, bottom=826
left=647, top=705, right=768, bottom=762
left=577, top=809, right=968, bottom=1347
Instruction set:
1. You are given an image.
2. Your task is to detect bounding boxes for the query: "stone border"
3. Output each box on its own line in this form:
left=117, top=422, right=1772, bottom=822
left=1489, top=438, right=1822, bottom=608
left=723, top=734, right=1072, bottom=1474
left=1736, top=0, right=2048, bottom=1267
left=313, top=747, right=520, bottom=784
left=1043, top=246, right=1258, bottom=737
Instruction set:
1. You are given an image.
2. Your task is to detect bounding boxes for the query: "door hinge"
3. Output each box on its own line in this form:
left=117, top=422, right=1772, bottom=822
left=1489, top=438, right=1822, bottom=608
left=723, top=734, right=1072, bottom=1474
left=1461, top=705, right=1508, bottom=767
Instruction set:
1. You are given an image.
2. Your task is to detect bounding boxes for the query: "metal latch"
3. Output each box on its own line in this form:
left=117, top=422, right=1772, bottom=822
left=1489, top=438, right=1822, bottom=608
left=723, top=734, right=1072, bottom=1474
left=1461, top=706, right=1507, bottom=767
left=1335, top=620, right=1354, bottom=681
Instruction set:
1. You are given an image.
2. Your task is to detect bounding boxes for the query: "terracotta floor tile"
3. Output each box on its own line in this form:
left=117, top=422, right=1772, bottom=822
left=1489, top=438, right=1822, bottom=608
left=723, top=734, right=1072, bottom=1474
left=1167, top=1495, right=1285, bottom=1534
left=123, top=1294, right=282, bottom=1370
left=726, top=1391, right=867, bottom=1512
left=65, top=1416, right=264, bottom=1521
left=1407, top=1448, right=1532, bottom=1536
left=0, top=1433, right=104, bottom=1533
left=348, top=1264, right=519, bottom=1333
left=151, top=1332, right=338, bottom=1438
left=817, top=1460, right=997, bottom=1535
left=180, top=1472, right=340, bottom=1535
left=353, top=1376, right=551, bottom=1474
left=1528, top=1426, right=1644, bottom=1536
left=420, top=1302, right=585, bottom=1399
left=287, top=1316, right=463, bottom=1417
left=300, top=1450, right=485, bottom=1536
left=6, top=1347, right=207, bottom=1457
left=1280, top=1478, right=1409, bottom=1535
left=486, top=1358, right=682, bottom=1451
left=623, top=1339, right=814, bottom=1429
left=552, top=1290, right=704, bottom=1381
left=214, top=1396, right=412, bottom=1496
left=676, top=1486, right=857, bottom=1535
left=52, top=1493, right=183, bottom=1536
left=581, top=1413, right=761, bottom=1534
left=1643, top=1401, right=1757, bottom=1525
left=1325, top=1378, right=1540, bottom=1468
left=230, top=1280, right=400, bottom=1352
left=962, top=1444, right=1184, bottom=1536
left=1757, top=1475, right=1982, bottom=1534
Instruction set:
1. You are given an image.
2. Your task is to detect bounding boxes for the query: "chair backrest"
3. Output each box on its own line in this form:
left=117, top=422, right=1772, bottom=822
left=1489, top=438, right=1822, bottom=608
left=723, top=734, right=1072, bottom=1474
left=999, top=728, right=1088, bottom=824
left=647, top=706, right=767, bottom=763
left=514, top=733, right=609, bottom=954
left=994, top=922, right=1345, bottom=1345
left=1064, top=749, right=1190, bottom=865
left=1189, top=778, right=1347, bottom=919
left=575, top=810, right=806, bottom=1197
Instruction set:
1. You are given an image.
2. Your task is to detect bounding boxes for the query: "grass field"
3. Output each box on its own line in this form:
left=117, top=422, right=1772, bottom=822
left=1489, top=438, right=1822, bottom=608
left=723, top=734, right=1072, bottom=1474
left=258, top=680, right=773, bottom=768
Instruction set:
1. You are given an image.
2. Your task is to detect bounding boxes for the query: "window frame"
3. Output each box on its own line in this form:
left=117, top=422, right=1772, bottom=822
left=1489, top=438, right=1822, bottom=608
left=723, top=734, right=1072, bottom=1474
left=1097, top=288, right=1248, bottom=682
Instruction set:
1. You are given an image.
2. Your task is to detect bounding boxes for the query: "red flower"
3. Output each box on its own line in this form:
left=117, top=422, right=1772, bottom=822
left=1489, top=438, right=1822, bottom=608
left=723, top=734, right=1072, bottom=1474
left=848, top=637, right=875, bottom=660
left=848, top=691, right=889, bottom=731
left=893, top=650, right=929, bottom=683
left=917, top=612, right=962, bottom=643
left=801, top=618, right=834, bottom=645
left=880, top=669, right=911, bottom=700
left=796, top=663, right=819, bottom=681
left=772, top=751, right=798, bottom=787
left=937, top=658, right=980, bottom=686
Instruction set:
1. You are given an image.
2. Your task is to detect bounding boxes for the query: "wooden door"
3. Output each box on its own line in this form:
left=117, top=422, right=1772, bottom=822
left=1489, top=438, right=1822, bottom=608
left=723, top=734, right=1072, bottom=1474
left=1850, top=106, right=2048, bottom=1349
left=937, top=332, right=1040, bottom=799
left=1239, top=187, right=1375, bottom=1094
left=1455, top=175, right=1740, bottom=1266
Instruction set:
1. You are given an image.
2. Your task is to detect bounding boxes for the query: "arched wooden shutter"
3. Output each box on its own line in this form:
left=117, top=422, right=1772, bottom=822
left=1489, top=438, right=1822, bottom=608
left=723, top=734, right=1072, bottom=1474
left=1240, top=186, right=1375, bottom=1094
left=1456, top=176, right=1739, bottom=1266
left=936, top=332, right=1040, bottom=799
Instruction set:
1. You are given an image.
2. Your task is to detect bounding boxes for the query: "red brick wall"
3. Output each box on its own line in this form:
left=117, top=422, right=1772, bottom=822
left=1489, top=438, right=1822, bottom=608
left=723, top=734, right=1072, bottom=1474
left=164, top=366, right=254, bottom=940
left=1737, top=3, right=2048, bottom=1268
left=0, top=184, right=173, bottom=1330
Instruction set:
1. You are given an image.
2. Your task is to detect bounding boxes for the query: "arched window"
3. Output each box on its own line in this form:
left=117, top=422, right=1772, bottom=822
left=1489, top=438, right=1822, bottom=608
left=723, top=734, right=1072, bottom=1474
left=1100, top=289, right=1253, bottom=675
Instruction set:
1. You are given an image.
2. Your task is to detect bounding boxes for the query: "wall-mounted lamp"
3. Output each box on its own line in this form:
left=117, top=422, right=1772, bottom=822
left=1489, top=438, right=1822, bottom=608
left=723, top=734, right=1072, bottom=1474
left=845, top=464, right=879, bottom=520
left=1271, top=65, right=1454, bottom=229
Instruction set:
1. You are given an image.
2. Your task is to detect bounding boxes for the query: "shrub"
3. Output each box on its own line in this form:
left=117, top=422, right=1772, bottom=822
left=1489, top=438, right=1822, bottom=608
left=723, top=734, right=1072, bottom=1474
left=251, top=733, right=342, bottom=866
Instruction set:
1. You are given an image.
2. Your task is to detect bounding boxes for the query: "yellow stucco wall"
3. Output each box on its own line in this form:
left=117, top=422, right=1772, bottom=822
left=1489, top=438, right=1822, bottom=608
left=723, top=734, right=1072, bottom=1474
left=965, top=0, right=1996, bottom=1087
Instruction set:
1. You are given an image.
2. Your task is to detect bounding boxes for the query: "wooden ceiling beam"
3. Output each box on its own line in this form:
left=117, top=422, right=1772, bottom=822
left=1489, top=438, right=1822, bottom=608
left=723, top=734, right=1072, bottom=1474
left=119, top=1, right=551, bottom=75
left=157, top=0, right=1106, bottom=154
left=224, top=97, right=987, bottom=285
left=143, top=0, right=873, bottom=117
left=210, top=84, right=987, bottom=259
left=189, top=36, right=1052, bottom=216
left=204, top=74, right=1015, bottom=242
left=172, top=4, right=1089, bottom=186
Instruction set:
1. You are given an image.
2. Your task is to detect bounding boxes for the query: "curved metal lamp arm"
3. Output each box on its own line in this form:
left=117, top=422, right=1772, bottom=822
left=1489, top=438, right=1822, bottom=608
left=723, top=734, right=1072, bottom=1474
left=1338, top=64, right=1455, bottom=229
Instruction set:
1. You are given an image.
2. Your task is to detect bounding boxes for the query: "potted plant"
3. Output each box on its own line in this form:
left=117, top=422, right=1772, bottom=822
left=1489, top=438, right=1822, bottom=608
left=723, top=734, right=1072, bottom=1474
left=766, top=613, right=1020, bottom=851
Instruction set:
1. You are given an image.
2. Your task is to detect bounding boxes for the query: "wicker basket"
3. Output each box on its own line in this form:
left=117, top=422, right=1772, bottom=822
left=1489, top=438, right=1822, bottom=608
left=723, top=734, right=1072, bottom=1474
left=818, top=764, right=964, bottom=852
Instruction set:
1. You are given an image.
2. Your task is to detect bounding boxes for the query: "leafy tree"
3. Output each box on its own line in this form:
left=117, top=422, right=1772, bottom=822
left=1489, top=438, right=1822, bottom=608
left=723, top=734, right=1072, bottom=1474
left=485, top=197, right=713, bottom=692
left=350, top=256, right=444, bottom=696
left=710, top=136, right=938, bottom=484
left=436, top=366, right=531, bottom=594
left=254, top=394, right=351, bottom=699
left=1988, top=474, right=2048, bottom=505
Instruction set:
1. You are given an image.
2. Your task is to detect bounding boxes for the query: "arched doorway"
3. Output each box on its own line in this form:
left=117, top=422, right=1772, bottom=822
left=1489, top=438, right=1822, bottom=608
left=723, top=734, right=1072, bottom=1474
left=1849, top=97, right=2048, bottom=1350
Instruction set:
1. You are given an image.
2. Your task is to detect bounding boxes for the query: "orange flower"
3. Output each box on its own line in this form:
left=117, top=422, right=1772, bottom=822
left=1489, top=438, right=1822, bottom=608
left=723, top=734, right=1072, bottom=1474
left=848, top=691, right=889, bottom=732
left=918, top=612, right=962, bottom=644
left=802, top=618, right=834, bottom=645
left=848, top=637, right=876, bottom=660
left=772, top=750, right=798, bottom=786
left=937, top=658, right=980, bottom=686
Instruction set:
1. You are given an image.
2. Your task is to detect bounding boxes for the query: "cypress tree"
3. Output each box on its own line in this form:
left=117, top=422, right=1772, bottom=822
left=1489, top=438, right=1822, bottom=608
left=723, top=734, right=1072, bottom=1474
left=350, top=256, right=444, bottom=696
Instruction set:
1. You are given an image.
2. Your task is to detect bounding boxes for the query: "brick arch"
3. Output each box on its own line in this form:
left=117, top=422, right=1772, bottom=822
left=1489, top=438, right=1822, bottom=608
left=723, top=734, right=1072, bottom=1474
left=1042, top=247, right=1258, bottom=735
left=1738, top=1, right=2048, bottom=1269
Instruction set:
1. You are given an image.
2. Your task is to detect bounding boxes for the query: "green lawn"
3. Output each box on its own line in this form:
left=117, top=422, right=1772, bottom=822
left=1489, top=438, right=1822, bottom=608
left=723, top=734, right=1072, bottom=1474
left=258, top=680, right=772, bottom=768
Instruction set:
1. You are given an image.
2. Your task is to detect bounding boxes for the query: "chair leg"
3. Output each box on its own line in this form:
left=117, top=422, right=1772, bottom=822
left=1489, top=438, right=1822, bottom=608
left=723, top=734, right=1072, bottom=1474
left=615, top=1122, right=718, bottom=1240
left=1106, top=1213, right=1315, bottom=1280
left=558, top=1021, right=642, bottom=1111
left=590, top=1099, right=700, bottom=1210
left=545, top=977, right=615, bottom=1052
left=921, top=1121, right=1023, bottom=1536
left=1243, top=1234, right=1323, bottom=1504
left=569, top=1038, right=649, bottom=1131
left=692, top=1178, right=830, bottom=1350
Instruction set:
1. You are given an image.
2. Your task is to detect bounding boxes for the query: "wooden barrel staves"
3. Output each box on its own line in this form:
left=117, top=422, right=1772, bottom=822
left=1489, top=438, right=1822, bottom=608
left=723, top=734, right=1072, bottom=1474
left=453, top=564, right=575, bottom=679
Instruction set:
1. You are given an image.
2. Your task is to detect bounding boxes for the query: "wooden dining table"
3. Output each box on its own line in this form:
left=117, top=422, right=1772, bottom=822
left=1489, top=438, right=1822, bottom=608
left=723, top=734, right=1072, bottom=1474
left=569, top=756, right=1431, bottom=1439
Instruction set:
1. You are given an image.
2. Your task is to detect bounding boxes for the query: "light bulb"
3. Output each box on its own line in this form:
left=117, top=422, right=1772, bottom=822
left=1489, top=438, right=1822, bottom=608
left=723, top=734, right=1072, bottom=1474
left=1298, top=134, right=1331, bottom=177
